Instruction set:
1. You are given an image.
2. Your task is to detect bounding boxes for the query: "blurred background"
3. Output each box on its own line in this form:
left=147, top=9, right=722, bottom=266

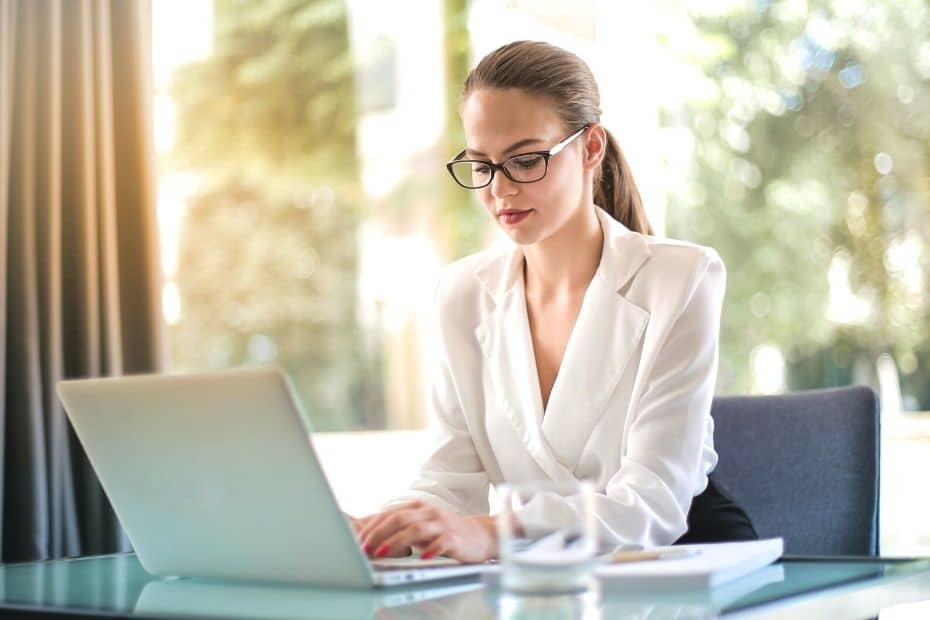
left=151, top=1, right=930, bottom=553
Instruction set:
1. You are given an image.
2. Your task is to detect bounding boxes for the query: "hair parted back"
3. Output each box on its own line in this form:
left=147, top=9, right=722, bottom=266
left=461, top=40, right=653, bottom=235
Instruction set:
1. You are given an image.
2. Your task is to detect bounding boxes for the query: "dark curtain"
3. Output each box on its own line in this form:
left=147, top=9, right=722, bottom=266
left=0, top=0, right=164, bottom=563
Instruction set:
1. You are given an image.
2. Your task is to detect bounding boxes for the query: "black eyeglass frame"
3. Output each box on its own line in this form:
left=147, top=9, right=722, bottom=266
left=445, top=125, right=590, bottom=189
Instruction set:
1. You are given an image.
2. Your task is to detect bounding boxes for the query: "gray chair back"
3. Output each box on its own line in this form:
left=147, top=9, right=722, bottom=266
left=710, top=386, right=880, bottom=556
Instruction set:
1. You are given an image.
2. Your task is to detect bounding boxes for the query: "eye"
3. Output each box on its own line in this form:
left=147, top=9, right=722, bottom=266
left=472, top=162, right=492, bottom=175
left=512, top=154, right=543, bottom=169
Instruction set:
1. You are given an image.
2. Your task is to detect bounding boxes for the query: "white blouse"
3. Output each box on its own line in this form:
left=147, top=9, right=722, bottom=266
left=395, top=206, right=724, bottom=548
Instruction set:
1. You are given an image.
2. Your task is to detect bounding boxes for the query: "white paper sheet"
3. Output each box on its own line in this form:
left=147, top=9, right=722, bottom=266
left=595, top=538, right=785, bottom=589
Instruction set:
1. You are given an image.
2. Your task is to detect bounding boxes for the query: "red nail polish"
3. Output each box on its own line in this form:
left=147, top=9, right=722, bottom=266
left=362, top=544, right=371, bottom=554
left=374, top=544, right=389, bottom=558
left=420, top=551, right=434, bottom=560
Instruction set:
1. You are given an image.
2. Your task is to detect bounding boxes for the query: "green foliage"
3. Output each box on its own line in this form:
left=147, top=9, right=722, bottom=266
left=663, top=0, right=930, bottom=406
left=168, top=0, right=379, bottom=429
left=440, top=0, right=487, bottom=259
left=170, top=0, right=358, bottom=181
left=371, top=0, right=485, bottom=263
left=170, top=173, right=382, bottom=430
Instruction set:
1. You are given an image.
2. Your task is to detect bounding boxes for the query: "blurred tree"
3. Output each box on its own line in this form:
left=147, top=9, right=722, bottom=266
left=373, top=0, right=483, bottom=261
left=441, top=0, right=487, bottom=259
left=171, top=176, right=379, bottom=429
left=662, top=0, right=930, bottom=408
left=171, top=0, right=359, bottom=182
left=169, top=0, right=382, bottom=429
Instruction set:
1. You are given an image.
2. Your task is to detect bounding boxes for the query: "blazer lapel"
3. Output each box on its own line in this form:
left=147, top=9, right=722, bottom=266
left=475, top=249, right=576, bottom=481
left=541, top=208, right=652, bottom=471
left=540, top=276, right=650, bottom=470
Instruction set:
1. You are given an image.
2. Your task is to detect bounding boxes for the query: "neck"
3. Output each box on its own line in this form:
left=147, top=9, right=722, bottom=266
left=522, top=203, right=603, bottom=300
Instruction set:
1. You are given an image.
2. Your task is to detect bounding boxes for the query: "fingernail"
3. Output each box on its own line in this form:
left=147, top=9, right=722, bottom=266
left=374, top=544, right=389, bottom=558
left=420, top=551, right=434, bottom=560
left=362, top=543, right=371, bottom=554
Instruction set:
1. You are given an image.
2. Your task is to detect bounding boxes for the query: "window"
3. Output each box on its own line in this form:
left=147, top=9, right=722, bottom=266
left=153, top=0, right=930, bottom=553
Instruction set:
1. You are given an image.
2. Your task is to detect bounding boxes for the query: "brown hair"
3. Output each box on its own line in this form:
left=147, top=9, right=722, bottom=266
left=461, top=41, right=653, bottom=235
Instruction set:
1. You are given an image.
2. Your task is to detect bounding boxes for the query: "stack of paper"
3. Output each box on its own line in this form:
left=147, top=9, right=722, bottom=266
left=596, top=537, right=784, bottom=590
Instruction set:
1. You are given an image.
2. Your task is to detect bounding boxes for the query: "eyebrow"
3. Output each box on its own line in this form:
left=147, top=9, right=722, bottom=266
left=465, top=137, right=545, bottom=159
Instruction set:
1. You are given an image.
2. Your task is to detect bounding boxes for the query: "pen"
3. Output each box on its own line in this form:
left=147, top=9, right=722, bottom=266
left=610, top=548, right=700, bottom=564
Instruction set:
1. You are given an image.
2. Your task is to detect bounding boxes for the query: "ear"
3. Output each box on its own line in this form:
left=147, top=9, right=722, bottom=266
left=582, top=123, right=607, bottom=172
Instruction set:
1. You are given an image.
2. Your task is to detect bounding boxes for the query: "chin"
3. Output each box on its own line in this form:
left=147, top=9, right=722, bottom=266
left=499, top=225, right=543, bottom=247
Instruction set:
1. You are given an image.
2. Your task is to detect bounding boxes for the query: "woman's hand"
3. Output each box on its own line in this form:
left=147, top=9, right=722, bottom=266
left=345, top=513, right=377, bottom=535
left=357, top=500, right=497, bottom=563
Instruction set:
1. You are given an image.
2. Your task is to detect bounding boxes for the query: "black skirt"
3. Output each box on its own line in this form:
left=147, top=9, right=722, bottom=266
left=674, top=474, right=758, bottom=545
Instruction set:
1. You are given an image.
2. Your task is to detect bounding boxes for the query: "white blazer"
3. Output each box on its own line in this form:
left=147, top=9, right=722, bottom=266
left=399, top=206, right=725, bottom=548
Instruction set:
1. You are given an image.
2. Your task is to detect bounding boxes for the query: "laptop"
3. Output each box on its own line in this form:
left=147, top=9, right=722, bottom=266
left=56, top=366, right=486, bottom=587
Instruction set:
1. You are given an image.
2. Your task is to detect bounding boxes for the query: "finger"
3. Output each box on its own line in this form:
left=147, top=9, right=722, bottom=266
left=352, top=514, right=378, bottom=536
left=344, top=513, right=361, bottom=535
left=357, top=502, right=423, bottom=542
left=364, top=507, right=436, bottom=554
left=373, top=521, right=443, bottom=558
left=426, top=531, right=490, bottom=564
left=362, top=506, right=437, bottom=553
left=351, top=515, right=383, bottom=544
left=373, top=520, right=444, bottom=559
left=358, top=510, right=403, bottom=549
left=360, top=509, right=419, bottom=553
left=418, top=533, right=452, bottom=560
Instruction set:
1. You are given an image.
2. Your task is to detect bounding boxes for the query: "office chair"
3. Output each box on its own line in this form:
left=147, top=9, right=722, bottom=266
left=710, top=386, right=880, bottom=556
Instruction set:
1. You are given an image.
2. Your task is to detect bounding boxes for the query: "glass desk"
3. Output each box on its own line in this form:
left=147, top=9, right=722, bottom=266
left=2, top=553, right=930, bottom=619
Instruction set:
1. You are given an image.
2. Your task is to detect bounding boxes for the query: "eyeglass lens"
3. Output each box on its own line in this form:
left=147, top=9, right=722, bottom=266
left=450, top=153, right=548, bottom=188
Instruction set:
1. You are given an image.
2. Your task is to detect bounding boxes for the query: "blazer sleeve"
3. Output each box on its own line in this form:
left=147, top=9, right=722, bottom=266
left=516, top=250, right=725, bottom=548
left=382, top=281, right=491, bottom=516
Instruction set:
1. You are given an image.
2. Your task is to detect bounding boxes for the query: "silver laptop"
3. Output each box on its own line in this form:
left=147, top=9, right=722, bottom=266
left=56, top=366, right=486, bottom=587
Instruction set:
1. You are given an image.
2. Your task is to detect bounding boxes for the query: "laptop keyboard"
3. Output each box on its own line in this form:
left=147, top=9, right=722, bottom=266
left=371, top=557, right=464, bottom=571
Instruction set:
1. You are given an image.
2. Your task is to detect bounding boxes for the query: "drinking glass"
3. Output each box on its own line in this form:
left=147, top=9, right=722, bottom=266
left=496, top=479, right=599, bottom=595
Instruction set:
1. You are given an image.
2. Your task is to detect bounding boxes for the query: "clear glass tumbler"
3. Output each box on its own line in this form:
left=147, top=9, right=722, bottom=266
left=496, top=479, right=599, bottom=595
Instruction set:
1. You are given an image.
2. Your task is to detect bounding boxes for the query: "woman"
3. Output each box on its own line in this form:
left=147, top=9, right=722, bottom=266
left=354, top=40, right=756, bottom=563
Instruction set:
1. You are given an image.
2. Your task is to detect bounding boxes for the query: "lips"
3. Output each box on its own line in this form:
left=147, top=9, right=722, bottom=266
left=498, top=209, right=532, bottom=225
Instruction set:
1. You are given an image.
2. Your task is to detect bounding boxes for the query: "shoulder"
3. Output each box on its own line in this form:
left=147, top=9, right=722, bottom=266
left=596, top=208, right=722, bottom=295
left=641, top=235, right=724, bottom=284
left=620, top=233, right=725, bottom=313
left=434, top=243, right=511, bottom=307
left=429, top=244, right=512, bottom=345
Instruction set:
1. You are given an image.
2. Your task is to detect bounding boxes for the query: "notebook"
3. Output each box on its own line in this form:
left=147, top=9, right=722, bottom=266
left=481, top=537, right=784, bottom=592
left=596, top=537, right=785, bottom=589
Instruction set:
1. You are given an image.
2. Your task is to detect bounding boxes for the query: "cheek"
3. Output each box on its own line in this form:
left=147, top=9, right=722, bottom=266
left=548, top=158, right=584, bottom=197
left=543, top=165, right=587, bottom=218
left=529, top=168, right=576, bottom=211
left=477, top=188, right=495, bottom=213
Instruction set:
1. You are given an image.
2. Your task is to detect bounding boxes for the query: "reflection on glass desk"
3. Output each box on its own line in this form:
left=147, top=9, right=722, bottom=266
left=1, top=552, right=929, bottom=619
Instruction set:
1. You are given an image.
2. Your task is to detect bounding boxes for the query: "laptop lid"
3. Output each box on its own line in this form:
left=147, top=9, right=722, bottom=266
left=57, top=366, right=378, bottom=587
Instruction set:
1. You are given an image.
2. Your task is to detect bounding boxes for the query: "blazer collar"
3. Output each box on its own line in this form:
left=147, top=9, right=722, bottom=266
left=474, top=207, right=651, bottom=480
left=475, top=206, right=651, bottom=303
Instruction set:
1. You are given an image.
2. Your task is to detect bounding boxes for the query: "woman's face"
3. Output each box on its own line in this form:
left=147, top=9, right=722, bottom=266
left=460, top=88, right=595, bottom=247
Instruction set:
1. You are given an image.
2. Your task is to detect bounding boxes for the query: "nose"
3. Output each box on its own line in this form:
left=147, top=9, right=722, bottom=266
left=489, top=168, right=518, bottom=199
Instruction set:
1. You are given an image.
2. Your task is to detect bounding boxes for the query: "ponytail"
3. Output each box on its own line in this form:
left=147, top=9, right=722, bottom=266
left=595, top=129, right=653, bottom=235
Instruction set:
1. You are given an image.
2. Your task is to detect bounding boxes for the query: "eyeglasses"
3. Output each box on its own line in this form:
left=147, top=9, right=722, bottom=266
left=446, top=125, right=589, bottom=190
